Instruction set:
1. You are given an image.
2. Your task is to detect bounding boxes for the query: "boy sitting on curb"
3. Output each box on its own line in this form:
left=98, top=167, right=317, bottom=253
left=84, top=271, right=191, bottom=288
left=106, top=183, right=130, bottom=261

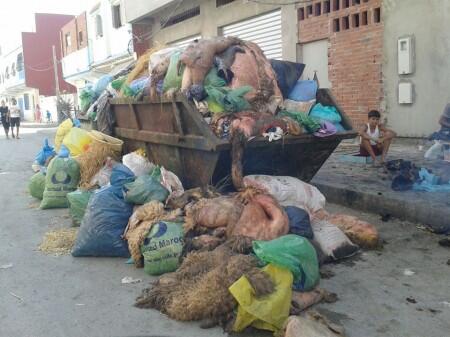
left=359, top=110, right=396, bottom=166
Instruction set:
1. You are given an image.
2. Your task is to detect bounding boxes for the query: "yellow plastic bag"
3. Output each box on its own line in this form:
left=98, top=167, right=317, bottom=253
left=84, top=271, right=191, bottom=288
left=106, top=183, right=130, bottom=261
left=54, top=119, right=73, bottom=151
left=229, top=264, right=293, bottom=333
left=62, top=127, right=93, bottom=156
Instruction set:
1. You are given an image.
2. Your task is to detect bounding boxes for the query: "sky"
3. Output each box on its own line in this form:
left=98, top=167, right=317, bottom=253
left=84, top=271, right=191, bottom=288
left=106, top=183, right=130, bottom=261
left=0, top=0, right=94, bottom=54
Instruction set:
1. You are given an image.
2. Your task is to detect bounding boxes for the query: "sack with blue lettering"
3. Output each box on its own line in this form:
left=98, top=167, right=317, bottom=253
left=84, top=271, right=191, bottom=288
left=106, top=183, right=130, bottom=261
left=40, top=149, right=80, bottom=209
left=141, top=221, right=184, bottom=276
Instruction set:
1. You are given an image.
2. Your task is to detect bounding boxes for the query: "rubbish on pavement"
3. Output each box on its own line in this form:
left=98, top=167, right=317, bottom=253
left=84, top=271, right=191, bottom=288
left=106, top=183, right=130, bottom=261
left=290, top=287, right=330, bottom=315
left=124, top=201, right=182, bottom=268
left=62, top=127, right=93, bottom=157
left=40, top=151, right=81, bottom=209
left=9, top=292, right=24, bottom=302
left=253, top=234, right=319, bottom=291
left=230, top=264, right=293, bottom=333
left=0, top=263, right=13, bottom=269
left=122, top=151, right=155, bottom=177
left=28, top=172, right=46, bottom=200
left=311, top=219, right=359, bottom=260
left=72, top=164, right=134, bottom=257
left=89, top=157, right=116, bottom=188
left=38, top=228, right=78, bottom=256
left=243, top=175, right=326, bottom=216
left=141, top=221, right=184, bottom=275
left=35, top=138, right=56, bottom=166
left=285, top=206, right=314, bottom=239
left=124, top=175, right=169, bottom=205
left=282, top=311, right=346, bottom=337
left=54, top=118, right=73, bottom=151
left=67, top=190, right=94, bottom=226
left=403, top=269, right=416, bottom=276
left=121, top=276, right=142, bottom=284
left=326, top=213, right=379, bottom=249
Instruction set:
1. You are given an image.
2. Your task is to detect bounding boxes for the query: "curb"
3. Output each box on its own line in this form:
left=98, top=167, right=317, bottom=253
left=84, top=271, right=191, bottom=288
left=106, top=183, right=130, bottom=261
left=312, top=179, right=450, bottom=232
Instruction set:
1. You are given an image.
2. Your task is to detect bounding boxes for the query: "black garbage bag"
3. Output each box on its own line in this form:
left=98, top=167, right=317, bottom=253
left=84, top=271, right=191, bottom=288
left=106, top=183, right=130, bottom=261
left=270, top=60, right=305, bottom=98
left=285, top=206, right=313, bottom=239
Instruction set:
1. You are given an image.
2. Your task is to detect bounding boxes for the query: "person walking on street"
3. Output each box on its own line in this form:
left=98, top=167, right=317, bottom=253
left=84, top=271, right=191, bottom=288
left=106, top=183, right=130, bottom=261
left=35, top=104, right=42, bottom=123
left=9, top=98, right=21, bottom=139
left=0, top=100, right=10, bottom=139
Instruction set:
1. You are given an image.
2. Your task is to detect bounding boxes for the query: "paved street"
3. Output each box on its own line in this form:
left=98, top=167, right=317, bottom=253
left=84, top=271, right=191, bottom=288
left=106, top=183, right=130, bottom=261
left=1, top=129, right=450, bottom=337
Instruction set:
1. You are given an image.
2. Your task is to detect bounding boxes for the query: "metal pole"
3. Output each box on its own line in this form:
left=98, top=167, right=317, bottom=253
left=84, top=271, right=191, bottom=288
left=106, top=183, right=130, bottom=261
left=52, top=45, right=61, bottom=123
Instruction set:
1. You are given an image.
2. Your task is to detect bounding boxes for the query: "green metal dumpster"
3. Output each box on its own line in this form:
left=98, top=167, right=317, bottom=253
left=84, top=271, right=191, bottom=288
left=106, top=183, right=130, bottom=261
left=110, top=89, right=357, bottom=189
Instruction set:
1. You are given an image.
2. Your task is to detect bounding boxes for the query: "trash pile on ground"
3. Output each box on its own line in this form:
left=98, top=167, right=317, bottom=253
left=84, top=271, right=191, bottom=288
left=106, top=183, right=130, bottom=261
left=27, top=37, right=380, bottom=336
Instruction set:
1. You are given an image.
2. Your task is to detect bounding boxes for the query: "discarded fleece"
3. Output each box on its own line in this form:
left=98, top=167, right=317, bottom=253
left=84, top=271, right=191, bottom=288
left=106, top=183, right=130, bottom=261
left=135, top=240, right=274, bottom=327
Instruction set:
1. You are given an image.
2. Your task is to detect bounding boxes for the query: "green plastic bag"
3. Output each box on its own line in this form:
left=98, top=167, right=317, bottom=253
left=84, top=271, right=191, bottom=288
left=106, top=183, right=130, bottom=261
left=124, top=175, right=169, bottom=205
left=111, top=77, right=126, bottom=90
left=141, top=221, right=184, bottom=275
left=162, top=51, right=184, bottom=92
left=204, top=85, right=252, bottom=113
left=280, top=110, right=320, bottom=133
left=67, top=190, right=93, bottom=226
left=253, top=234, right=319, bottom=292
left=204, top=67, right=227, bottom=87
left=40, top=157, right=81, bottom=209
left=29, top=172, right=46, bottom=200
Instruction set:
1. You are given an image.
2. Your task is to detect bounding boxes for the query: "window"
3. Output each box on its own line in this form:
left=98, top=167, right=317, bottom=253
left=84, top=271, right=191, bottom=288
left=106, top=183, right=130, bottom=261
left=163, top=6, right=200, bottom=27
left=352, top=13, right=360, bottom=27
left=307, top=5, right=313, bottom=17
left=343, top=0, right=350, bottom=8
left=78, top=31, right=83, bottom=45
left=5, top=66, right=9, bottom=79
left=374, top=7, right=381, bottom=23
left=323, top=1, right=331, bottom=13
left=112, top=4, right=122, bottom=28
left=342, top=16, right=350, bottom=30
left=333, top=18, right=340, bottom=32
left=332, top=0, right=340, bottom=11
left=16, top=53, right=23, bottom=71
left=315, top=2, right=322, bottom=16
left=11, top=62, right=16, bottom=76
left=24, top=94, right=30, bottom=110
left=65, top=33, right=71, bottom=48
left=361, top=11, right=368, bottom=25
left=216, top=0, right=235, bottom=6
left=298, top=7, right=305, bottom=21
left=95, top=14, right=103, bottom=38
left=352, top=0, right=361, bottom=5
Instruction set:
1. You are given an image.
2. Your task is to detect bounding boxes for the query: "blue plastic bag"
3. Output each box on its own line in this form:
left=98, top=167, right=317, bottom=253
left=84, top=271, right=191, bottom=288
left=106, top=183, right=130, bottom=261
left=288, top=80, right=318, bottom=102
left=94, top=75, right=113, bottom=96
left=285, top=206, right=313, bottom=239
left=57, top=144, right=70, bottom=158
left=35, top=138, right=56, bottom=166
left=270, top=60, right=305, bottom=98
left=309, top=103, right=342, bottom=124
left=72, top=164, right=135, bottom=257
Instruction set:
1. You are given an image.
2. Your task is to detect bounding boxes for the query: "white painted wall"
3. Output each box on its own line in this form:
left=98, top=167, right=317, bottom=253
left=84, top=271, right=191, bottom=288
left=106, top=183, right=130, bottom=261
left=62, top=47, right=90, bottom=78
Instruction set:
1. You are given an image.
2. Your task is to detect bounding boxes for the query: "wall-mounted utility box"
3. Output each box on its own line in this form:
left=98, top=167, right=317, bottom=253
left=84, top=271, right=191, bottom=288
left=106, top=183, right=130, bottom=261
left=398, top=36, right=414, bottom=75
left=398, top=81, right=413, bottom=104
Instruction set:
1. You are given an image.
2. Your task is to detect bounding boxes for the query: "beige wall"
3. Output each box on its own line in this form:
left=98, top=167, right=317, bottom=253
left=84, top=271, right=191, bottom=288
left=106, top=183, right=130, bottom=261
left=383, top=0, right=450, bottom=137
left=125, top=0, right=298, bottom=61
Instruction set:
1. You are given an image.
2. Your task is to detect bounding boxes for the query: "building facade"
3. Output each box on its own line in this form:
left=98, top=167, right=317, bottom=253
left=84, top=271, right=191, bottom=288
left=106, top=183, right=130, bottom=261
left=0, top=13, right=76, bottom=121
left=60, top=0, right=134, bottom=108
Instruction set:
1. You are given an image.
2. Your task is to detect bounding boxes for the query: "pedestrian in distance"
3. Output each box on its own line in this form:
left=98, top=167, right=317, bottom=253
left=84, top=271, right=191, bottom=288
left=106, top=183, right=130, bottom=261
left=0, top=100, right=10, bottom=139
left=9, top=98, right=21, bottom=139
left=359, top=110, right=396, bottom=166
left=46, top=110, right=52, bottom=123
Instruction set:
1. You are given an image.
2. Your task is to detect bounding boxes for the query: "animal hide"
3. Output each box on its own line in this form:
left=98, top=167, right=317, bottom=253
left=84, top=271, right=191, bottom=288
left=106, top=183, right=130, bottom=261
left=180, top=37, right=241, bottom=92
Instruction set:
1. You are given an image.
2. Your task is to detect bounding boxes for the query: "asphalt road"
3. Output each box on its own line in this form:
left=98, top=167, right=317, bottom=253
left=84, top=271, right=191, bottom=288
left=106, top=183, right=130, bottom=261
left=1, top=129, right=449, bottom=337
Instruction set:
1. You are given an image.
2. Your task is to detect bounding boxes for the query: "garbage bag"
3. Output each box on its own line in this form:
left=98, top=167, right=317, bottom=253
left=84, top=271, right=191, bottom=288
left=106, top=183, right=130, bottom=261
left=280, top=110, right=321, bottom=133
left=94, top=75, right=113, bottom=96
left=283, top=314, right=346, bottom=337
left=285, top=206, right=313, bottom=239
left=111, top=77, right=126, bottom=90
left=35, top=138, right=56, bottom=166
left=204, top=85, right=252, bottom=113
left=72, top=164, right=135, bottom=257
left=79, top=85, right=96, bottom=113
left=288, top=80, right=318, bottom=102
left=54, top=119, right=73, bottom=151
left=123, top=151, right=155, bottom=177
left=141, top=221, right=184, bottom=275
left=62, top=127, right=93, bottom=157
left=124, top=175, right=169, bottom=205
left=311, top=219, right=359, bottom=260
left=89, top=157, right=116, bottom=187
left=270, top=60, right=305, bottom=98
left=253, top=234, right=319, bottom=291
left=204, top=66, right=227, bottom=87
left=28, top=172, right=46, bottom=200
left=243, top=175, right=326, bottom=216
left=40, top=155, right=80, bottom=209
left=309, top=103, right=342, bottom=124
left=283, top=99, right=316, bottom=114
left=67, top=190, right=94, bottom=226
left=162, top=51, right=184, bottom=92
left=230, top=264, right=293, bottom=332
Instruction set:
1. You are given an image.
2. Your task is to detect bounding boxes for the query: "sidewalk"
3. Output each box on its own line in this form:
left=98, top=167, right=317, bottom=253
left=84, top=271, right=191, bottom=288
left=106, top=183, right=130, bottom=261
left=312, top=139, right=450, bottom=231
left=20, top=122, right=58, bottom=128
